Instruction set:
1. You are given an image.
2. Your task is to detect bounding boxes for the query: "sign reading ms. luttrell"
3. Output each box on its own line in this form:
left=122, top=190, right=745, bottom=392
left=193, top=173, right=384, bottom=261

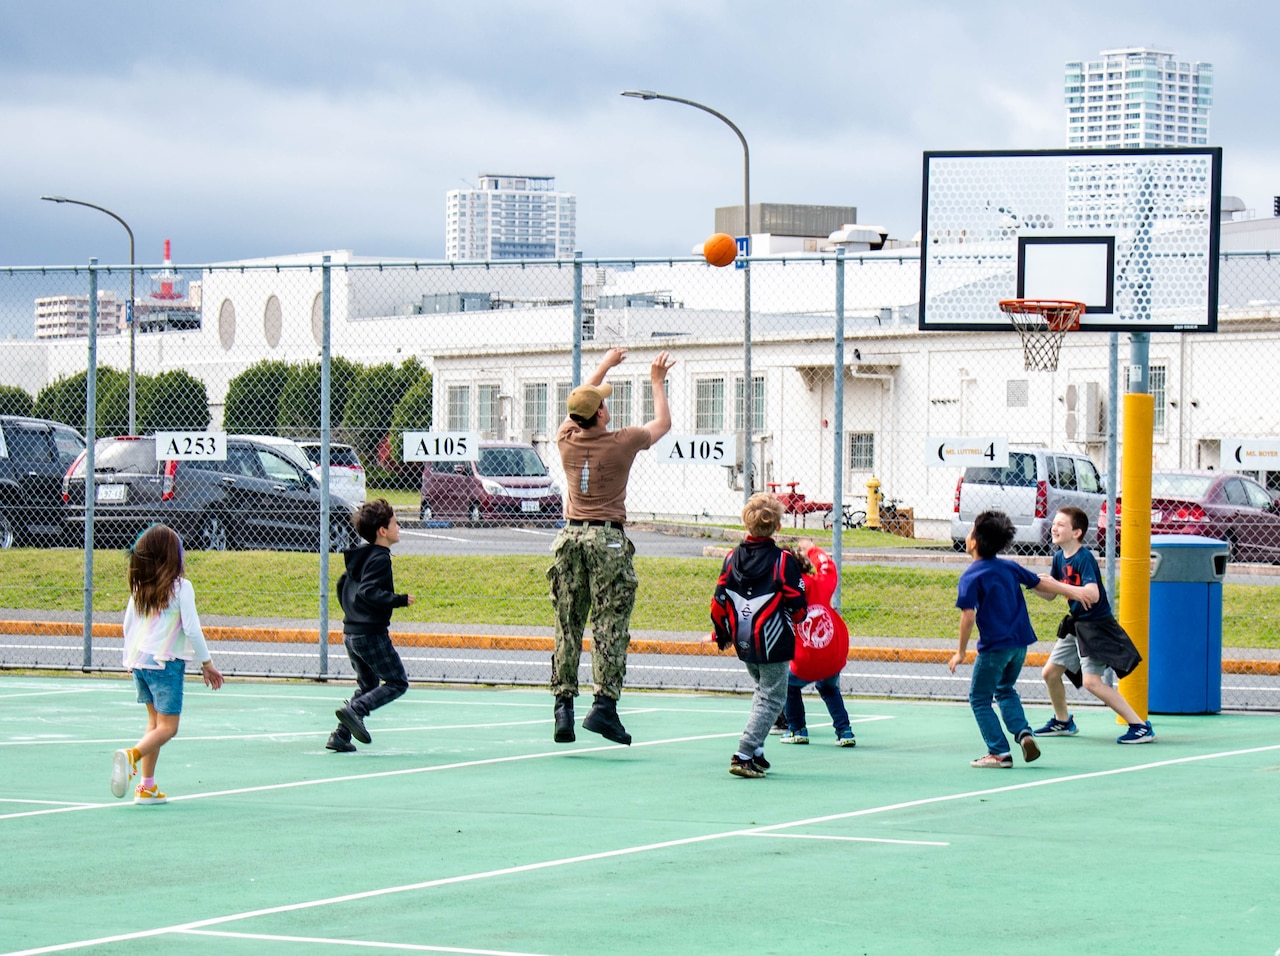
left=924, top=437, right=1010, bottom=468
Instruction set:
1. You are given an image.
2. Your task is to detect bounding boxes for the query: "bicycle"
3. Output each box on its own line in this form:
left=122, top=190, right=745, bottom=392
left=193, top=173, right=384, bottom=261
left=822, top=503, right=868, bottom=531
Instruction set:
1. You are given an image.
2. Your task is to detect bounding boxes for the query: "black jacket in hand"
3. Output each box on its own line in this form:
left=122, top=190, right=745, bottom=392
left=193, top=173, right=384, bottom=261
left=337, top=543, right=409, bottom=634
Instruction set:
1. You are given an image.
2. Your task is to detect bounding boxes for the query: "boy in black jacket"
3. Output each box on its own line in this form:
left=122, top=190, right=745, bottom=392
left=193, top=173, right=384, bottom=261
left=710, top=493, right=807, bottom=778
left=327, top=499, right=414, bottom=753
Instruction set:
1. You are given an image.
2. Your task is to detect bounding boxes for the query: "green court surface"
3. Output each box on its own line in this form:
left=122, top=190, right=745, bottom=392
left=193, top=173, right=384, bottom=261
left=2, top=675, right=1278, bottom=956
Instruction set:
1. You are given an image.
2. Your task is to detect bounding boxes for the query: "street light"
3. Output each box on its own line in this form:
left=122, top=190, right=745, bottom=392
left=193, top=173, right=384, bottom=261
left=620, top=90, right=755, bottom=501
left=42, top=195, right=137, bottom=435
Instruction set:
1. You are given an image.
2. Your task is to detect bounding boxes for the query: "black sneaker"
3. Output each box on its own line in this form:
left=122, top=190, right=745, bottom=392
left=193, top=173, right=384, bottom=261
left=1017, top=730, right=1041, bottom=763
left=729, top=754, right=766, bottom=778
left=752, top=753, right=771, bottom=771
left=335, top=702, right=371, bottom=745
left=325, top=732, right=357, bottom=753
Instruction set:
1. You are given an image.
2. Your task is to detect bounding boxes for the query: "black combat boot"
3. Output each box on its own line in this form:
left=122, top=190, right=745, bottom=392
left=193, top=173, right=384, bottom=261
left=554, top=695, right=575, bottom=743
left=582, top=694, right=632, bottom=746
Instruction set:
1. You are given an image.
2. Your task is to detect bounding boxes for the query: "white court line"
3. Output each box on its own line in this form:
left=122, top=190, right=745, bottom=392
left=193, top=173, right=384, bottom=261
left=399, top=530, right=471, bottom=542
left=742, top=832, right=949, bottom=847
left=0, top=689, right=103, bottom=701
left=0, top=798, right=98, bottom=808
left=6, top=742, right=1279, bottom=956
left=506, top=527, right=553, bottom=537
left=178, top=929, right=553, bottom=955
left=0, top=730, right=743, bottom=821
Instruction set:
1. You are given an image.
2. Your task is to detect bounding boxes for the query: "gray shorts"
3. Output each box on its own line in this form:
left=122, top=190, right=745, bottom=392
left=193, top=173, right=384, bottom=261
left=1047, top=632, right=1108, bottom=677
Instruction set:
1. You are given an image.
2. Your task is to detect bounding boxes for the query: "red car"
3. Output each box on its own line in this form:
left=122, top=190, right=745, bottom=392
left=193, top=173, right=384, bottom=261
left=1098, top=471, right=1280, bottom=562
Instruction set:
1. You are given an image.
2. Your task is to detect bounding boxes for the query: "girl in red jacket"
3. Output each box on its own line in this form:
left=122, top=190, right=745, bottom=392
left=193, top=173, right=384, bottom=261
left=780, top=539, right=855, bottom=747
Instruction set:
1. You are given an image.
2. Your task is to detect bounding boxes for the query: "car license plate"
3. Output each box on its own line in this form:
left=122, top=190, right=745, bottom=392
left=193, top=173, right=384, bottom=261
left=521, top=500, right=539, bottom=513
left=97, top=484, right=127, bottom=503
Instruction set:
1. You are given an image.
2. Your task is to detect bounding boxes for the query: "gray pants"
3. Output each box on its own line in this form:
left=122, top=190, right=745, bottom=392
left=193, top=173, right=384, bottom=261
left=738, top=661, right=790, bottom=756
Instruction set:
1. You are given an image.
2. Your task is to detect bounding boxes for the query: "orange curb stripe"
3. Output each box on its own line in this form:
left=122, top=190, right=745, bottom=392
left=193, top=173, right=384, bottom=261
left=1, top=620, right=1275, bottom=675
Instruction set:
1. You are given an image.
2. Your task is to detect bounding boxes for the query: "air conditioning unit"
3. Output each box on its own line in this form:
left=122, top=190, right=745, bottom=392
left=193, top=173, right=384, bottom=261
left=1065, top=382, right=1105, bottom=442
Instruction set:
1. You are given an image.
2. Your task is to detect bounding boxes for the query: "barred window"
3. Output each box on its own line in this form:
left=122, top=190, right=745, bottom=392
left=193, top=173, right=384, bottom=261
left=524, top=382, right=549, bottom=436
left=734, top=375, right=765, bottom=432
left=477, top=384, right=500, bottom=437
left=848, top=432, right=875, bottom=472
left=555, top=382, right=572, bottom=425
left=1150, top=364, right=1167, bottom=438
left=642, top=379, right=668, bottom=423
left=610, top=380, right=633, bottom=430
left=695, top=378, right=726, bottom=433
left=447, top=386, right=470, bottom=431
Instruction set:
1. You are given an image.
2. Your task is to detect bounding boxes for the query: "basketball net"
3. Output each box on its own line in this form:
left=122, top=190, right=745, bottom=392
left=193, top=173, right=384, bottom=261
left=999, top=299, right=1084, bottom=372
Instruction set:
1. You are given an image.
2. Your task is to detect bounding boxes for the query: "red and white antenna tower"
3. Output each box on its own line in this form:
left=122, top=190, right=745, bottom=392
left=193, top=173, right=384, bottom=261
left=149, top=239, right=186, bottom=301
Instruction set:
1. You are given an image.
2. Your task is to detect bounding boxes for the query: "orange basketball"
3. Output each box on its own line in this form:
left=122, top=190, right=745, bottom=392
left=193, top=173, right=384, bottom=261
left=703, top=232, right=737, bottom=268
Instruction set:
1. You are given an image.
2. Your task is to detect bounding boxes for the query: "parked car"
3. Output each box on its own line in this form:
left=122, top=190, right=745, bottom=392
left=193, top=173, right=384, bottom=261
left=295, top=441, right=367, bottom=503
left=420, top=441, right=561, bottom=524
left=0, top=415, right=86, bottom=548
left=1099, top=470, right=1280, bottom=562
left=951, top=448, right=1106, bottom=553
left=63, top=435, right=359, bottom=552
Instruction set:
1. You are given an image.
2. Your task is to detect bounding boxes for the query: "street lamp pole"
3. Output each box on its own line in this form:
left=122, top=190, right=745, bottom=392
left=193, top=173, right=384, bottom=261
left=42, top=196, right=137, bottom=435
left=620, top=90, right=754, bottom=502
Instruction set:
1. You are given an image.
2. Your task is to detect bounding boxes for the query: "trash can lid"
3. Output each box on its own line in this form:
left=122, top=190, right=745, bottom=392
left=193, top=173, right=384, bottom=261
left=1150, top=534, right=1230, bottom=583
left=1150, top=534, right=1231, bottom=549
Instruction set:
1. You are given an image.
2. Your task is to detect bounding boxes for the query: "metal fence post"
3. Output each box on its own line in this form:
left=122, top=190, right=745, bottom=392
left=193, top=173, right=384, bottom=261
left=572, top=251, right=583, bottom=386
left=82, top=259, right=98, bottom=669
left=832, top=250, right=846, bottom=610
left=318, top=255, right=331, bottom=677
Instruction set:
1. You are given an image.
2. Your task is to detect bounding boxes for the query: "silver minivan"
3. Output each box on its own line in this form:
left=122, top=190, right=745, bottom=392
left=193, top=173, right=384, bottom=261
left=950, top=449, right=1106, bottom=553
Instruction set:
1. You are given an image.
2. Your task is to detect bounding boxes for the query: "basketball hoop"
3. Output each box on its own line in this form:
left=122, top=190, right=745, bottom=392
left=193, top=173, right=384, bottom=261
left=999, top=299, right=1084, bottom=372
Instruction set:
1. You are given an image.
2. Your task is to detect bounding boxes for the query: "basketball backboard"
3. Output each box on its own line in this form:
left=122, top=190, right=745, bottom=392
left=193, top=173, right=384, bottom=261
left=919, top=148, right=1222, bottom=332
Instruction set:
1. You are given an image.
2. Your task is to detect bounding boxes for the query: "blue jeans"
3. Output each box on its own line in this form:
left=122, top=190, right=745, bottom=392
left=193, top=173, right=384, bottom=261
left=784, top=672, right=851, bottom=737
left=968, top=646, right=1032, bottom=755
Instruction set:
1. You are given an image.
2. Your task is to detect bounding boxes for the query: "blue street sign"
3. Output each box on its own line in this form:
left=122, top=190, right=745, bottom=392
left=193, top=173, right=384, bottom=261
left=735, top=235, right=750, bottom=270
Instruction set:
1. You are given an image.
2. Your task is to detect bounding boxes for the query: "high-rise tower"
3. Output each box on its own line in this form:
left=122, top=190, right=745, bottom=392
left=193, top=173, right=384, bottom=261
left=445, top=174, right=576, bottom=261
left=1065, top=48, right=1212, bottom=149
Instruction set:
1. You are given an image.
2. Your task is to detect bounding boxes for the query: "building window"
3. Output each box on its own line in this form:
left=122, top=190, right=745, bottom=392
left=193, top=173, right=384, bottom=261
left=477, top=384, right=500, bottom=437
left=555, top=382, right=571, bottom=426
left=695, top=378, right=726, bottom=433
left=1151, top=364, right=1167, bottom=438
left=610, top=380, right=633, bottom=430
left=524, top=382, right=549, bottom=437
left=641, top=379, right=668, bottom=423
left=734, top=375, right=766, bottom=432
left=447, top=386, right=470, bottom=431
left=848, top=432, right=875, bottom=472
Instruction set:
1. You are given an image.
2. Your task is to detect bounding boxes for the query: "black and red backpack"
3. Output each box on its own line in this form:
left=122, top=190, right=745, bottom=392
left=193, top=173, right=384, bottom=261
left=710, top=545, right=805, bottom=664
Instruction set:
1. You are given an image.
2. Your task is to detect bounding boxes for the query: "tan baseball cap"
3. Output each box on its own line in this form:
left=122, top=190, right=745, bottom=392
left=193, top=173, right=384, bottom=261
left=566, top=382, right=612, bottom=417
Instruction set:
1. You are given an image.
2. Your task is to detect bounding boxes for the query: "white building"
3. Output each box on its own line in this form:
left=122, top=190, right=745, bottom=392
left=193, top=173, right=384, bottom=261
left=1065, top=47, right=1211, bottom=149
left=33, top=291, right=124, bottom=340
left=445, top=174, right=576, bottom=261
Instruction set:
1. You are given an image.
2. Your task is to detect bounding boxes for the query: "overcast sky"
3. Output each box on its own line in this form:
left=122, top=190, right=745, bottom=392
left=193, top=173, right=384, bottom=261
left=1, top=0, right=1273, bottom=266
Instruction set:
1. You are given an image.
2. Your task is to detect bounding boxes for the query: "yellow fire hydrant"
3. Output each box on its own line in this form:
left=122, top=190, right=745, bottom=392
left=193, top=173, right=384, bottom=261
left=866, top=476, right=882, bottom=529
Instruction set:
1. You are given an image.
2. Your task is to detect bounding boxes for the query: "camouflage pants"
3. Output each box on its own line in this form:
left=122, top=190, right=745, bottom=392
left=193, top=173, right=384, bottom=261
left=547, top=525, right=638, bottom=700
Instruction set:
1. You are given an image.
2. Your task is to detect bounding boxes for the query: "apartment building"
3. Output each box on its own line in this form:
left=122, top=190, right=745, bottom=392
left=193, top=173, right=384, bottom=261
left=445, top=173, right=576, bottom=261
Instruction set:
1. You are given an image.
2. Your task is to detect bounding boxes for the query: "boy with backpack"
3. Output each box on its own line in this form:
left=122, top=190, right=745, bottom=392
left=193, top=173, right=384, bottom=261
left=710, top=493, right=808, bottom=778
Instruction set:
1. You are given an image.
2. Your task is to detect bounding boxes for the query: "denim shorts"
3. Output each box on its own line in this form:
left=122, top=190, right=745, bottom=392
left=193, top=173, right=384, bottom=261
left=133, top=658, right=187, bottom=715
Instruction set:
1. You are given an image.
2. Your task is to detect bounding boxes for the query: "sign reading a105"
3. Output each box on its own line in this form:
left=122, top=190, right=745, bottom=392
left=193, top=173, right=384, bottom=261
left=652, top=433, right=737, bottom=465
left=402, top=432, right=480, bottom=462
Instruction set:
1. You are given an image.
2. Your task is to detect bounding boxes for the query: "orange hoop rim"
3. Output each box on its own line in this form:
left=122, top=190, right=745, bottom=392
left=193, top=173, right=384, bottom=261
left=999, top=298, right=1084, bottom=332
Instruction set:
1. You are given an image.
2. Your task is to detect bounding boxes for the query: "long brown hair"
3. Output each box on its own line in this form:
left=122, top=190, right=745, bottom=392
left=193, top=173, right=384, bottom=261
left=128, top=525, right=185, bottom=616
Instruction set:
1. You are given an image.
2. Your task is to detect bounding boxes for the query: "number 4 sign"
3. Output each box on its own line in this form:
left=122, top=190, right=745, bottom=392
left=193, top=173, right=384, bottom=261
left=924, top=437, right=1009, bottom=468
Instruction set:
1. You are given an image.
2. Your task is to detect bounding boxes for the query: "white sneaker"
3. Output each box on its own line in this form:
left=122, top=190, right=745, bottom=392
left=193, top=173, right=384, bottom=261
left=110, top=749, right=135, bottom=799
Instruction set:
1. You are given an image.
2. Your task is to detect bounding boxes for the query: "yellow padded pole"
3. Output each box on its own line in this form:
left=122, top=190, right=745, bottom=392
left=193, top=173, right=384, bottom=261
left=1118, top=392, right=1153, bottom=721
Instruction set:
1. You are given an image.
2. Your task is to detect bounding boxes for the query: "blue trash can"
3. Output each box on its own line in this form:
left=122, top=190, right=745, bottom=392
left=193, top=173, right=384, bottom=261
left=1147, top=534, right=1229, bottom=714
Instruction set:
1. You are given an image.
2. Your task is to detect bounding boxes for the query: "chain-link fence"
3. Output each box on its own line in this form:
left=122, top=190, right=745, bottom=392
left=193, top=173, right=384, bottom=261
left=1, top=250, right=1278, bottom=710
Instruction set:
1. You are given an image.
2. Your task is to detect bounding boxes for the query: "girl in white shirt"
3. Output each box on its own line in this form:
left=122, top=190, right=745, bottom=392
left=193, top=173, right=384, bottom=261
left=110, top=525, right=223, bottom=804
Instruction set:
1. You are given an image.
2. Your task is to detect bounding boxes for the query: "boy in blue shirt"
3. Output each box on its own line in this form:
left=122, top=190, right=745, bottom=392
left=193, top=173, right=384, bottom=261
left=948, top=510, right=1043, bottom=768
left=1033, top=506, right=1155, bottom=744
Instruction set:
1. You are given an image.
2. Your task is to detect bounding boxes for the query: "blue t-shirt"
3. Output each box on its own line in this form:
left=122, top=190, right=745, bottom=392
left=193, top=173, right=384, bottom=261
left=955, top=557, right=1041, bottom=651
left=1050, top=547, right=1112, bottom=621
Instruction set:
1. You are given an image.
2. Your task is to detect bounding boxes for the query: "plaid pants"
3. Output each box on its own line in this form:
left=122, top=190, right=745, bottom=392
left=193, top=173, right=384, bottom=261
left=333, top=629, right=408, bottom=741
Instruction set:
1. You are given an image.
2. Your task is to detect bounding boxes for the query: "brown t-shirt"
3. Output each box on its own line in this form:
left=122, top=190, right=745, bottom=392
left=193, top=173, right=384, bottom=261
left=556, top=419, right=654, bottom=523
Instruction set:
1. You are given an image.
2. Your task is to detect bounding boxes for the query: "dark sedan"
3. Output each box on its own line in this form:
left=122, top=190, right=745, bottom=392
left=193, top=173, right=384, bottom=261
left=1098, top=470, right=1280, bottom=562
left=63, top=435, right=358, bottom=552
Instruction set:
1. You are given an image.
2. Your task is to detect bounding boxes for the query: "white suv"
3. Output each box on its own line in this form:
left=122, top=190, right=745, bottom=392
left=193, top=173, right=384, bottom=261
left=296, top=441, right=366, bottom=503
left=950, top=449, right=1106, bottom=553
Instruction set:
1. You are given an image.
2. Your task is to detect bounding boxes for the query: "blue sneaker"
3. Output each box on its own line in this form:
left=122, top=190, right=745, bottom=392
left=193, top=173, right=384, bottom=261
left=836, top=731, right=857, bottom=748
left=1117, top=721, right=1157, bottom=744
left=780, top=728, right=809, bottom=745
left=1034, top=716, right=1078, bottom=737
